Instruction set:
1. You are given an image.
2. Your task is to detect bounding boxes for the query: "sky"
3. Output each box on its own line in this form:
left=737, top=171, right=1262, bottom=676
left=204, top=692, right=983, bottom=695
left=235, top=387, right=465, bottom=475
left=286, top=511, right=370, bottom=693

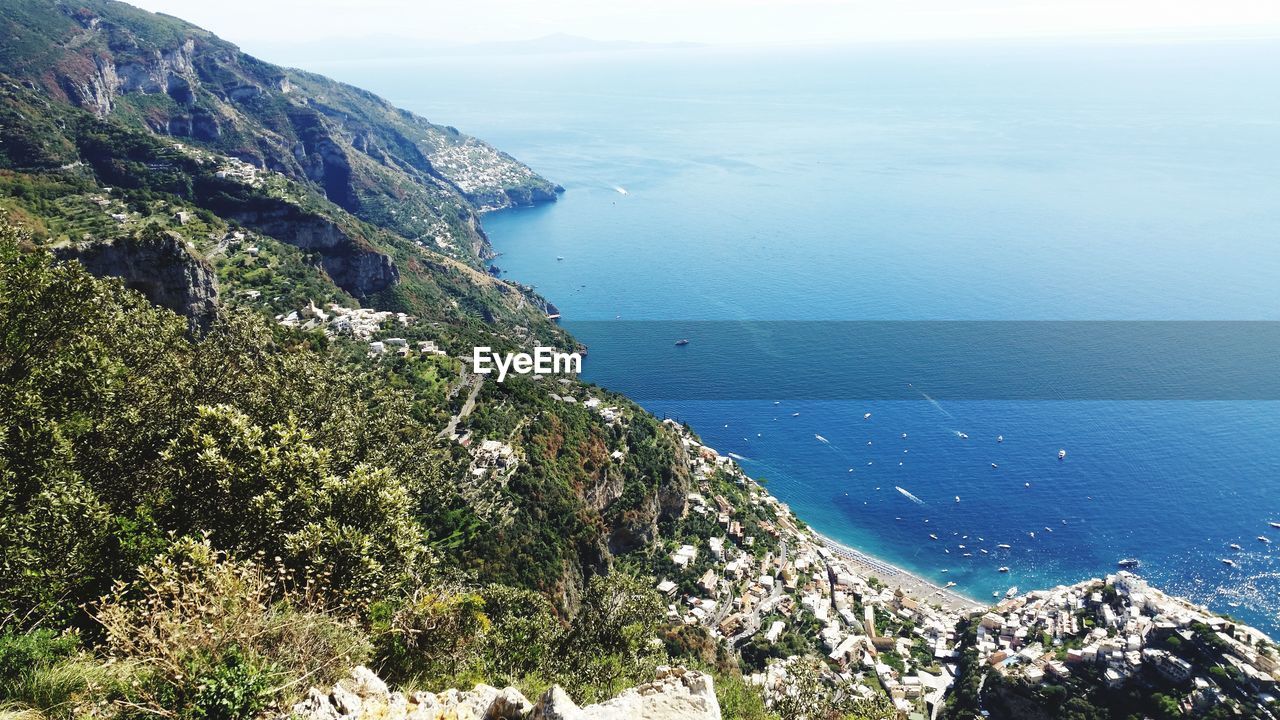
left=126, top=0, right=1280, bottom=50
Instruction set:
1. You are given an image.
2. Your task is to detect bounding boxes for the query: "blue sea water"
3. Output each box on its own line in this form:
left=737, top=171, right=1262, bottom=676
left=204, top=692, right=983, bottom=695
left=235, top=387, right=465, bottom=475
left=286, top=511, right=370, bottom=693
left=295, top=40, right=1280, bottom=633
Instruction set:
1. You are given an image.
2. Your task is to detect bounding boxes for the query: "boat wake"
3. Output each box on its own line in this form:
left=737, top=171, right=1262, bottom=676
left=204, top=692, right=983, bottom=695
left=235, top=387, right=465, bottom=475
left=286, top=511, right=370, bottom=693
left=895, top=486, right=925, bottom=505
left=613, top=185, right=629, bottom=195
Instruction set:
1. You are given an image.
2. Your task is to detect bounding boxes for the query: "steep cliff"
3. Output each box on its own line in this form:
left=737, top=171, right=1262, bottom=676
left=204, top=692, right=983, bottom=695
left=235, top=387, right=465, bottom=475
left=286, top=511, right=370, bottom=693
left=0, top=0, right=561, bottom=265
left=54, top=228, right=218, bottom=328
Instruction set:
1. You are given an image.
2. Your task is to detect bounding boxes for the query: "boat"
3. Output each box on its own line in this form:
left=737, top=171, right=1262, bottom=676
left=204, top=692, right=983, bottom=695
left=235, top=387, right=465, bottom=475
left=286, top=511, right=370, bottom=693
left=980, top=549, right=990, bottom=555
left=674, top=339, right=689, bottom=346
left=945, top=581, right=957, bottom=588
left=1117, top=558, right=1141, bottom=568
left=1005, top=586, right=1019, bottom=598
left=955, top=496, right=961, bottom=503
left=556, top=256, right=564, bottom=261
left=990, top=463, right=998, bottom=469
left=1222, top=558, right=1238, bottom=567
left=1058, top=449, right=1067, bottom=460
left=992, top=591, right=1000, bottom=598
left=998, top=566, right=1010, bottom=573
left=957, top=432, right=969, bottom=439
left=1229, top=543, right=1243, bottom=551
left=864, top=413, right=872, bottom=420
left=815, top=434, right=828, bottom=443
left=962, top=552, right=972, bottom=557
left=929, top=534, right=938, bottom=540
left=997, top=435, right=1004, bottom=443
left=792, top=412, right=801, bottom=417
left=1259, top=536, right=1272, bottom=543
left=902, top=433, right=908, bottom=438
left=997, top=544, right=1012, bottom=550
left=1271, top=522, right=1280, bottom=529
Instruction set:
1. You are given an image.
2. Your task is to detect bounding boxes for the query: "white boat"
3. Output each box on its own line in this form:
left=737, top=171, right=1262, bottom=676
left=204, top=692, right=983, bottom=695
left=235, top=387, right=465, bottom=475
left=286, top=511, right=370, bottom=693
left=1005, top=586, right=1019, bottom=598
left=962, top=552, right=972, bottom=557
left=992, top=590, right=1000, bottom=598
left=815, top=434, right=828, bottom=443
left=1222, top=558, right=1238, bottom=567
left=997, top=544, right=1012, bottom=549
left=1259, top=536, right=1272, bottom=543
left=957, top=432, right=969, bottom=439
left=792, top=412, right=800, bottom=417
left=997, top=435, right=1004, bottom=443
left=1058, top=449, right=1067, bottom=460
left=864, top=413, right=872, bottom=420
left=945, top=581, right=957, bottom=588
left=955, top=496, right=961, bottom=503
left=902, top=433, right=908, bottom=438
left=991, top=463, right=998, bottom=469
left=929, top=534, right=938, bottom=540
left=980, top=549, right=989, bottom=555
left=998, top=566, right=1010, bottom=573
left=1117, top=558, right=1140, bottom=568
left=1229, top=543, right=1243, bottom=551
left=1271, top=522, right=1280, bottom=529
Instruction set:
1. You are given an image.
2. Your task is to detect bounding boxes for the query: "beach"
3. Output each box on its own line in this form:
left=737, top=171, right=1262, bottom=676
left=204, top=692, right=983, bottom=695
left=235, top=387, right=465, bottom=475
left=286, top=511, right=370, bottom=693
left=811, top=529, right=986, bottom=614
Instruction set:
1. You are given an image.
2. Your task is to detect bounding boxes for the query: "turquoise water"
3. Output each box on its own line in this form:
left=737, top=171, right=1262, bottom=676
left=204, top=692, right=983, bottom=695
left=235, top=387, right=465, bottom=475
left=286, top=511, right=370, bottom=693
left=296, top=40, right=1280, bottom=632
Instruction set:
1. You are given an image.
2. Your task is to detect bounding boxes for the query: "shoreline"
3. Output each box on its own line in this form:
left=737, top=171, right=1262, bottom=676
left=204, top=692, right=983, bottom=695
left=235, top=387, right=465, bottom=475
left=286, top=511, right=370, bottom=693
left=806, top=526, right=986, bottom=614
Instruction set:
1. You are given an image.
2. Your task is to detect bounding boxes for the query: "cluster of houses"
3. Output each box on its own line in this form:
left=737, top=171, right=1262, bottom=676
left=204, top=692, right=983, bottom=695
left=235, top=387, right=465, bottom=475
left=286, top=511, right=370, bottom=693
left=975, top=572, right=1279, bottom=713
left=368, top=337, right=449, bottom=359
left=274, top=300, right=416, bottom=340
left=656, top=420, right=973, bottom=719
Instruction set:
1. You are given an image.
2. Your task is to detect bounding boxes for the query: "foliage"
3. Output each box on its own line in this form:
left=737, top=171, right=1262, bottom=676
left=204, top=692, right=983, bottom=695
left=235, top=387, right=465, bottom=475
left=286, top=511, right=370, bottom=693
left=94, top=537, right=369, bottom=718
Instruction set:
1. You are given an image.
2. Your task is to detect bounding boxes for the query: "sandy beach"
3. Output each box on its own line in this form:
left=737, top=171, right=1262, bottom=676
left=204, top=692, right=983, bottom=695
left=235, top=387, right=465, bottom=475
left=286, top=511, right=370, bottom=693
left=810, top=529, right=987, bottom=614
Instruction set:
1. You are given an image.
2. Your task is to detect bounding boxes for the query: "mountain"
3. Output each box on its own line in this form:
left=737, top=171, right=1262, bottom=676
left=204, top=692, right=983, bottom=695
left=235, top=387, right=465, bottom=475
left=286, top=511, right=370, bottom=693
left=0, top=0, right=561, bottom=320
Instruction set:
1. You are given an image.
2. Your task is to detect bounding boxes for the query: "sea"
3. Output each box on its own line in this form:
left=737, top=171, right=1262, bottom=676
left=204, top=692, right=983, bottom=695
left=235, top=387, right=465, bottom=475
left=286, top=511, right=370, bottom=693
left=292, top=38, right=1280, bottom=634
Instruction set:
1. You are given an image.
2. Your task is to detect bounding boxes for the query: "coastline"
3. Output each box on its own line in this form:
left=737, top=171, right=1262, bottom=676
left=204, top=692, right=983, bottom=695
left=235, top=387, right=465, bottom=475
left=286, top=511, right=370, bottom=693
left=805, top=527, right=986, bottom=614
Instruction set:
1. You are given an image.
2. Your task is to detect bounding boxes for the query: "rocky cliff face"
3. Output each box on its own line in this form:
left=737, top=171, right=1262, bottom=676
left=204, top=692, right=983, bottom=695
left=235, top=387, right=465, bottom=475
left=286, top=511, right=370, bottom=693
left=54, top=230, right=218, bottom=329
left=213, top=199, right=398, bottom=298
left=0, top=0, right=560, bottom=263
left=291, top=666, right=721, bottom=720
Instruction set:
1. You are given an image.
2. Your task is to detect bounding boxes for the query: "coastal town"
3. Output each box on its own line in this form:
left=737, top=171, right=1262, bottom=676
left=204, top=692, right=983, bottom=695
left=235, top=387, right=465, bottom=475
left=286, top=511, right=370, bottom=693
left=652, top=419, right=982, bottom=719
left=965, top=571, right=1279, bottom=716
left=645, top=420, right=1280, bottom=718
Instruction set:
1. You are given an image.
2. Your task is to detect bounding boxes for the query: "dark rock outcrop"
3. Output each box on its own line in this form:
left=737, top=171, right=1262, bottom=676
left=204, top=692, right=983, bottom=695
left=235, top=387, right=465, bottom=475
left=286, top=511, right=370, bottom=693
left=55, top=230, right=219, bottom=328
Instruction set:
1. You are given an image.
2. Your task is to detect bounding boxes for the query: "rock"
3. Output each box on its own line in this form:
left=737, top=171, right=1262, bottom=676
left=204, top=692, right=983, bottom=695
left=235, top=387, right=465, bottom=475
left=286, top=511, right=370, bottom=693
left=292, top=688, right=341, bottom=720
left=346, top=666, right=389, bottom=701
left=573, top=667, right=720, bottom=720
left=55, top=230, right=219, bottom=330
left=530, top=686, right=580, bottom=720
left=485, top=687, right=534, bottom=719
left=330, top=682, right=363, bottom=716
left=292, top=667, right=719, bottom=720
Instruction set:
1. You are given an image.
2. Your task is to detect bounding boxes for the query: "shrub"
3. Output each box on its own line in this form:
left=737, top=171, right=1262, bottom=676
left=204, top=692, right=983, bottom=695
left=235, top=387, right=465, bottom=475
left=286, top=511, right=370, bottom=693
left=94, top=537, right=369, bottom=717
